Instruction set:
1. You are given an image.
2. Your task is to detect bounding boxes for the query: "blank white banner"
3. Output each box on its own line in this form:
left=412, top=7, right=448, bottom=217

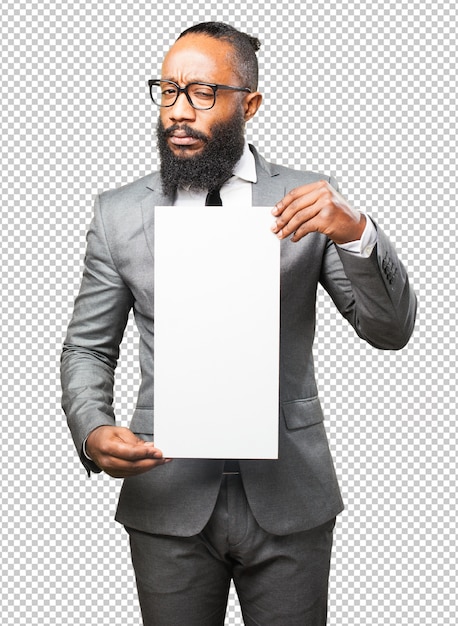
left=154, top=205, right=280, bottom=459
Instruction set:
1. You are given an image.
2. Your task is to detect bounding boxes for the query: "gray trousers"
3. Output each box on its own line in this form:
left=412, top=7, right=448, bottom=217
left=126, top=474, right=335, bottom=626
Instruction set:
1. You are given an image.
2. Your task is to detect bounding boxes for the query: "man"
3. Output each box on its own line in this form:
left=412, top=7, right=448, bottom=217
left=61, top=22, right=416, bottom=626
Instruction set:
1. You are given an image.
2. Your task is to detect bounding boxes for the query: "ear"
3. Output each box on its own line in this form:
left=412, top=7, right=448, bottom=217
left=243, top=91, right=263, bottom=122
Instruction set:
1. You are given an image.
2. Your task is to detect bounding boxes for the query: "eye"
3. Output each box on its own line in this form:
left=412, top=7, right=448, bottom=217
left=162, top=86, right=178, bottom=97
left=189, top=85, right=214, bottom=100
left=194, top=89, right=213, bottom=99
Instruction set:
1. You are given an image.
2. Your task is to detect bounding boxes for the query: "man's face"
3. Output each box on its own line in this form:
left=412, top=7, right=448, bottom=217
left=159, top=33, right=248, bottom=158
left=156, top=33, right=262, bottom=196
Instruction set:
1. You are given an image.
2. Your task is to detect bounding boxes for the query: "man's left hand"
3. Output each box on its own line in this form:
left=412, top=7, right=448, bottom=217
left=271, top=180, right=366, bottom=244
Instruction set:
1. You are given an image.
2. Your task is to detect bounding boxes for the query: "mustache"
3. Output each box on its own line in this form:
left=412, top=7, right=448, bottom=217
left=163, top=124, right=209, bottom=143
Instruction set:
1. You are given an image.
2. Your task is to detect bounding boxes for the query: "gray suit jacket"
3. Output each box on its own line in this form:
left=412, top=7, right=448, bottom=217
left=61, top=145, right=416, bottom=536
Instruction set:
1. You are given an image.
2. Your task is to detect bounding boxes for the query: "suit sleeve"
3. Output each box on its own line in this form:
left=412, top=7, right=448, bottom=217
left=320, top=177, right=417, bottom=349
left=60, top=195, right=134, bottom=473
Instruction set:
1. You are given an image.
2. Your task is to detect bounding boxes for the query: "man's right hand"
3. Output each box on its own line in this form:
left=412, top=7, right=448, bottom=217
left=86, top=425, right=171, bottom=478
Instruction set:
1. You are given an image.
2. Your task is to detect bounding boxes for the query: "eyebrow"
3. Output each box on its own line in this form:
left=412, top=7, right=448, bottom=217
left=161, top=77, right=214, bottom=85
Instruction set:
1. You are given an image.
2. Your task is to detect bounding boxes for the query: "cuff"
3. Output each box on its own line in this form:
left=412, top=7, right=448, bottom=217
left=337, top=214, right=377, bottom=258
left=82, top=436, right=93, bottom=461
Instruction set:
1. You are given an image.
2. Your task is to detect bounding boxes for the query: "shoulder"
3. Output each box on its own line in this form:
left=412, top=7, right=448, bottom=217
left=250, top=144, right=338, bottom=190
left=97, top=171, right=160, bottom=212
left=90, top=172, right=161, bottom=247
left=274, top=162, right=335, bottom=186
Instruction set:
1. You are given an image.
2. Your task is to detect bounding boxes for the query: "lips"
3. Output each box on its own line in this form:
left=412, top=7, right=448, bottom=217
left=165, top=125, right=208, bottom=148
left=169, top=132, right=200, bottom=146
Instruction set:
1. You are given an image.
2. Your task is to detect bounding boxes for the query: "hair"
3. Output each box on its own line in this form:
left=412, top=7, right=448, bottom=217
left=177, top=22, right=261, bottom=91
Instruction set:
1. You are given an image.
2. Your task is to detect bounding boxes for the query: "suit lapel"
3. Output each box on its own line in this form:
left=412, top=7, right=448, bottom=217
left=141, top=172, right=172, bottom=259
left=250, top=145, right=286, bottom=206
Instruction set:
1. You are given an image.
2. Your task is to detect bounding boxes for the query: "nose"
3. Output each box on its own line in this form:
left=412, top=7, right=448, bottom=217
left=168, top=91, right=196, bottom=122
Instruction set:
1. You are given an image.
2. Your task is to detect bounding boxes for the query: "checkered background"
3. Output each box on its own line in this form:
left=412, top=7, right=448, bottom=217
left=1, top=1, right=456, bottom=624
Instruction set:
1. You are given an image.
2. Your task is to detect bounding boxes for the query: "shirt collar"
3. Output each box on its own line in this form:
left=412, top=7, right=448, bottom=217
left=232, top=141, right=257, bottom=183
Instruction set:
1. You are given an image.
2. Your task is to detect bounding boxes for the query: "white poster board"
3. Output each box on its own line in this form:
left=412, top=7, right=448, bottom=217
left=153, top=205, right=280, bottom=459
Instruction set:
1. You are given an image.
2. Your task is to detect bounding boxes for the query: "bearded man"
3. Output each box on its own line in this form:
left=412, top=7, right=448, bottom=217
left=61, top=21, right=416, bottom=626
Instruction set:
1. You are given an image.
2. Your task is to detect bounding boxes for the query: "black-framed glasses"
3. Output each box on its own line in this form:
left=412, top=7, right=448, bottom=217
left=148, top=79, right=251, bottom=110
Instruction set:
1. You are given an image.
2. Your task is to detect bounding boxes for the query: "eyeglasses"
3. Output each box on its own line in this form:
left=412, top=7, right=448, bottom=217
left=148, top=79, right=251, bottom=111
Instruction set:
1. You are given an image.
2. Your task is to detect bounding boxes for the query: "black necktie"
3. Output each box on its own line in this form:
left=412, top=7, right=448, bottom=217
left=205, top=188, right=223, bottom=206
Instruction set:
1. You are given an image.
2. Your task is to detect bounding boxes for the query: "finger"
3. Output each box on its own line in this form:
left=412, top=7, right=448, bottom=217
left=271, top=189, right=326, bottom=239
left=109, top=438, right=165, bottom=463
left=272, top=180, right=328, bottom=216
left=103, top=456, right=171, bottom=479
left=289, top=217, right=321, bottom=242
left=274, top=205, right=320, bottom=239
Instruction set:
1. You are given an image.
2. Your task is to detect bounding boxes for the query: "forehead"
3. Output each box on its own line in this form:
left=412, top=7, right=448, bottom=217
left=161, top=33, right=238, bottom=84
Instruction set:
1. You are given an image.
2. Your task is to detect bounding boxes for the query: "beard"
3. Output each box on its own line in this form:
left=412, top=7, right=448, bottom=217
left=157, top=111, right=246, bottom=198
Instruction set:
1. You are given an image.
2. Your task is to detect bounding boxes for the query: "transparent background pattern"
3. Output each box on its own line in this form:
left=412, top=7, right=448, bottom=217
left=1, top=1, right=456, bottom=624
